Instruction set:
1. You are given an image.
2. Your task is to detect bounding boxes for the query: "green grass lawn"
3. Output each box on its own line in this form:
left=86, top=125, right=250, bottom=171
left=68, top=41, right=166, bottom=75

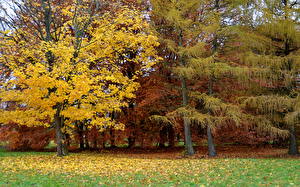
left=0, top=150, right=299, bottom=186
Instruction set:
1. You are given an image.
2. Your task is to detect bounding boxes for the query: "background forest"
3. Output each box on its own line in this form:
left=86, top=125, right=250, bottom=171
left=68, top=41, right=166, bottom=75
left=0, top=0, right=299, bottom=157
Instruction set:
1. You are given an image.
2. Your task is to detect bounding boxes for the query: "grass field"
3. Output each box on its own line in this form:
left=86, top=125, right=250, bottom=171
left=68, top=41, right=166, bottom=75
left=0, top=149, right=299, bottom=186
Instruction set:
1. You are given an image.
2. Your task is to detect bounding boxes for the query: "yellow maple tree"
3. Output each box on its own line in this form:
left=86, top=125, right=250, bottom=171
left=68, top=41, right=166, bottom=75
left=0, top=4, right=160, bottom=156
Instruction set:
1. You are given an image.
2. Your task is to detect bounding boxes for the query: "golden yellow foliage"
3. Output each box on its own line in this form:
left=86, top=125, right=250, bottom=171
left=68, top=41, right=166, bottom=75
left=0, top=8, right=160, bottom=131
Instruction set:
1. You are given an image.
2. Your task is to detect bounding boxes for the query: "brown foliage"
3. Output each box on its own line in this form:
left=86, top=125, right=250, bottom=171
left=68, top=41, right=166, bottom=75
left=0, top=124, right=54, bottom=151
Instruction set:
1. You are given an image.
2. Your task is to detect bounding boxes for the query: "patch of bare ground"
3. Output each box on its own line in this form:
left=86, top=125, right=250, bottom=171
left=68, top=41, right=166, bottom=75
left=71, top=145, right=300, bottom=159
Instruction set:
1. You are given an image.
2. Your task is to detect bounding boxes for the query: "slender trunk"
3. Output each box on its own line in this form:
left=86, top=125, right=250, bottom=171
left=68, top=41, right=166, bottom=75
left=55, top=110, right=68, bottom=156
left=204, top=0, right=219, bottom=157
left=288, top=125, right=299, bottom=155
left=207, top=79, right=217, bottom=157
left=178, top=30, right=194, bottom=155
left=181, top=75, right=194, bottom=155
left=184, top=118, right=194, bottom=155
left=207, top=126, right=217, bottom=157
left=182, top=77, right=195, bottom=155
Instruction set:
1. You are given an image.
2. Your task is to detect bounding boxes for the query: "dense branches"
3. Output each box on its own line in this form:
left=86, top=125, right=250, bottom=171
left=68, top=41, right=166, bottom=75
left=0, top=0, right=299, bottom=156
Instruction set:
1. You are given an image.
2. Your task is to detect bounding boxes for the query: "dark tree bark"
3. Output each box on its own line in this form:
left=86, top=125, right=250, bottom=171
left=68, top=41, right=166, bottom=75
left=288, top=125, right=299, bottom=155
left=177, top=30, right=195, bottom=155
left=207, top=126, right=217, bottom=157
left=55, top=110, right=68, bottom=156
left=78, top=124, right=85, bottom=150
left=207, top=79, right=217, bottom=157
left=203, top=0, right=222, bottom=157
left=168, top=125, right=175, bottom=147
left=182, top=77, right=194, bottom=155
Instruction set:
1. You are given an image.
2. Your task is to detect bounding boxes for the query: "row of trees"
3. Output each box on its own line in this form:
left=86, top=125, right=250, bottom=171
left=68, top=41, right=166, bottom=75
left=0, top=0, right=299, bottom=156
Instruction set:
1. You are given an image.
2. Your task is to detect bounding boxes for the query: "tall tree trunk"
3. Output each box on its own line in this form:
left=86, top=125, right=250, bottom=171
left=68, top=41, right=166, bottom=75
left=178, top=30, right=194, bottom=155
left=207, top=126, right=217, bottom=157
left=55, top=110, right=68, bottom=156
left=204, top=0, right=220, bottom=157
left=288, top=125, right=299, bottom=155
left=182, top=77, right=195, bottom=155
left=183, top=118, right=194, bottom=155
left=207, top=78, right=217, bottom=157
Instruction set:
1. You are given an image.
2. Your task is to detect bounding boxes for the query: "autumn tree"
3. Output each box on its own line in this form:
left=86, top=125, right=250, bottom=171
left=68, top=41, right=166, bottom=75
left=237, top=0, right=299, bottom=155
left=0, top=0, right=160, bottom=156
left=150, top=0, right=250, bottom=156
left=0, top=0, right=76, bottom=152
left=149, top=0, right=204, bottom=155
